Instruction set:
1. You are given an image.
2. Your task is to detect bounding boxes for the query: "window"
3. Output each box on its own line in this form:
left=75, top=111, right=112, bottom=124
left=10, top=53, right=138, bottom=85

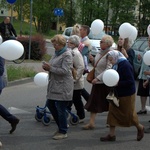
left=1, top=10, right=4, bottom=14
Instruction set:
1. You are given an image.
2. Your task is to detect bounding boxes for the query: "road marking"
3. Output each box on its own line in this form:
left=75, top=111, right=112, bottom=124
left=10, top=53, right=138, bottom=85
left=8, top=107, right=32, bottom=114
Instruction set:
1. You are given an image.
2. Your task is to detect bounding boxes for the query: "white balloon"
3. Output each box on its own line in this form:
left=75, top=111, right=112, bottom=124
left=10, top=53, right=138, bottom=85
left=91, top=19, right=104, bottom=35
left=102, top=69, right=119, bottom=87
left=119, top=22, right=133, bottom=38
left=147, top=24, right=150, bottom=36
left=0, top=35, right=2, bottom=45
left=129, top=26, right=138, bottom=41
left=34, top=72, right=49, bottom=87
left=0, top=40, right=24, bottom=60
left=143, top=50, right=150, bottom=65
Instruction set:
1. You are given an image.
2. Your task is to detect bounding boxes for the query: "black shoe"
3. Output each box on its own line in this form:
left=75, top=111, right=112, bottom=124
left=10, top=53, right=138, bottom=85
left=10, top=119, right=20, bottom=134
left=137, top=110, right=147, bottom=115
left=100, top=134, right=116, bottom=142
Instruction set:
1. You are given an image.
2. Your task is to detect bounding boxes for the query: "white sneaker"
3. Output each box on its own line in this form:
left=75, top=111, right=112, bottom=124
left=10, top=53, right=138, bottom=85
left=52, top=133, right=68, bottom=140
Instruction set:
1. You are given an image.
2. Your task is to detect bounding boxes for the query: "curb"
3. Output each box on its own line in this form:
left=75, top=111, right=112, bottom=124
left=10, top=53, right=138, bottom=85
left=7, top=77, right=33, bottom=87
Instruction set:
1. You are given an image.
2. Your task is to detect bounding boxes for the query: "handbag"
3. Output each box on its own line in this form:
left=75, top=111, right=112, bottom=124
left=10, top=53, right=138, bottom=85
left=86, top=68, right=95, bottom=83
left=86, top=50, right=110, bottom=83
left=106, top=91, right=119, bottom=107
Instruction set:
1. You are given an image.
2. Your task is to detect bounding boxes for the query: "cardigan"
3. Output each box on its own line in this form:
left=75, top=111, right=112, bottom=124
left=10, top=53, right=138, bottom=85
left=115, top=60, right=136, bottom=97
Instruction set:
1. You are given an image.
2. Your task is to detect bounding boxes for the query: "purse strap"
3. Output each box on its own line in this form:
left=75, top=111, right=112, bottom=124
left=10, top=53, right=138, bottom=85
left=94, top=50, right=110, bottom=68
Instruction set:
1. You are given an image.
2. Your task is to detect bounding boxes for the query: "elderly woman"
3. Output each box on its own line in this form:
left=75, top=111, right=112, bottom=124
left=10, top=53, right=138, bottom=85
left=82, top=35, right=113, bottom=130
left=100, top=50, right=144, bottom=142
left=67, top=35, right=85, bottom=122
left=42, top=34, right=74, bottom=140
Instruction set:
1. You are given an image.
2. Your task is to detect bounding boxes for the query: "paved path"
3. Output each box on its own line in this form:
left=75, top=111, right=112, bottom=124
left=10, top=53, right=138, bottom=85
left=1, top=61, right=150, bottom=150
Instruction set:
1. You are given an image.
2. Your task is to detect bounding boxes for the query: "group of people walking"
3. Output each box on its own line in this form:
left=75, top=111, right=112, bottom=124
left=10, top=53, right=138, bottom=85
left=0, top=18, right=149, bottom=143
left=42, top=23, right=150, bottom=142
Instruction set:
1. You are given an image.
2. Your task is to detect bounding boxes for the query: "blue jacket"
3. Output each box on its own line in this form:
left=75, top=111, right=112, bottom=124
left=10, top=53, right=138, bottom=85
left=0, top=57, right=5, bottom=94
left=115, top=60, right=136, bottom=97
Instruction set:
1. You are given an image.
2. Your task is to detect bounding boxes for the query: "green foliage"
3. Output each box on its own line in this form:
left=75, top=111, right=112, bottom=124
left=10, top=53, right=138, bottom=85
left=1, top=0, right=150, bottom=37
left=7, top=65, right=36, bottom=82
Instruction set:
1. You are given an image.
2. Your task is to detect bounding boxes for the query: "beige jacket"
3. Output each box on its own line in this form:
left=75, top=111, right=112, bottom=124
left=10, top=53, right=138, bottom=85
left=72, top=47, right=85, bottom=90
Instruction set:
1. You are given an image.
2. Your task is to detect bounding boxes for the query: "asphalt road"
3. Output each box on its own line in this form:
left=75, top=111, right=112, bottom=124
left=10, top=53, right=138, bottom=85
left=0, top=78, right=150, bottom=150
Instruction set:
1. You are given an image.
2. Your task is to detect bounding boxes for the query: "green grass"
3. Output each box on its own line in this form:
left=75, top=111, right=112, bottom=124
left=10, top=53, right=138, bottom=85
left=7, top=65, right=37, bottom=82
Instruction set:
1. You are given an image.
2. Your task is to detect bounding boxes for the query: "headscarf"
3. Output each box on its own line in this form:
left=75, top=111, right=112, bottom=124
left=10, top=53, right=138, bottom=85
left=107, top=50, right=126, bottom=70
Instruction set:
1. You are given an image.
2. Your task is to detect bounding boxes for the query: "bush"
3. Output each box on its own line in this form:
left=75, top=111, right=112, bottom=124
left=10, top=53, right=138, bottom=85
left=17, top=34, right=47, bottom=60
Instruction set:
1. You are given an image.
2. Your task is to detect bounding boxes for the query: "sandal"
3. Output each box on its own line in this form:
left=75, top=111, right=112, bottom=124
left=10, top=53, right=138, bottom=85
left=82, top=124, right=95, bottom=130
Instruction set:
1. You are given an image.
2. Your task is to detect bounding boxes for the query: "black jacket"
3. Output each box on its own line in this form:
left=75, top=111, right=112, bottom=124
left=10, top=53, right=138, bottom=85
left=0, top=21, right=17, bottom=40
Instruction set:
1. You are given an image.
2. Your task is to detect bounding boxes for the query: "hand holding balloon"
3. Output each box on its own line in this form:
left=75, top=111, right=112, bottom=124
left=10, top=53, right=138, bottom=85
left=121, top=48, right=128, bottom=58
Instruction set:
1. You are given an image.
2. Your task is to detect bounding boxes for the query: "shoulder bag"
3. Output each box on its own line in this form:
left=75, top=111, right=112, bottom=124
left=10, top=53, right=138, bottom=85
left=86, top=51, right=109, bottom=83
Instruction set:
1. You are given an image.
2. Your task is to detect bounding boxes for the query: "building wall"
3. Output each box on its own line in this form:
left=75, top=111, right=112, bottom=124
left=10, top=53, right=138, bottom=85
left=0, top=7, right=8, bottom=17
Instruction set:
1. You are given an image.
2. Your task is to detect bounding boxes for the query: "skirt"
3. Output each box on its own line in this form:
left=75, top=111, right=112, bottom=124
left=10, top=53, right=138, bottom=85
left=84, top=84, right=110, bottom=113
left=137, top=79, right=150, bottom=96
left=107, top=93, right=139, bottom=127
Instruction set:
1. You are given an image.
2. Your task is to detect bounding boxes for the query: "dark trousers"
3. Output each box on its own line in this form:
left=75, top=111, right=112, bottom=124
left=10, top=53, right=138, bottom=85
left=72, top=89, right=85, bottom=119
left=46, top=100, right=70, bottom=134
left=81, top=88, right=90, bottom=102
left=0, top=104, right=17, bottom=124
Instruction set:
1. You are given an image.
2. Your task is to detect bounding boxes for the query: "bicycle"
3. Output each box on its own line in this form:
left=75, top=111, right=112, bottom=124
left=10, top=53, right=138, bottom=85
left=13, top=49, right=26, bottom=64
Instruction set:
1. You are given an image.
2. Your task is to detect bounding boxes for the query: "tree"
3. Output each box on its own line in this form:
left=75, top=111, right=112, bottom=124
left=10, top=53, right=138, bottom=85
left=138, top=0, right=150, bottom=36
left=110, top=0, right=137, bottom=35
left=59, top=0, right=77, bottom=27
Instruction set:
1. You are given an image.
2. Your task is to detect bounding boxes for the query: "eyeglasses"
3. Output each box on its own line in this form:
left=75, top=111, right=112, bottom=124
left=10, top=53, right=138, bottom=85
left=52, top=43, right=59, bottom=46
left=100, top=41, right=105, bottom=44
left=68, top=42, right=74, bottom=44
